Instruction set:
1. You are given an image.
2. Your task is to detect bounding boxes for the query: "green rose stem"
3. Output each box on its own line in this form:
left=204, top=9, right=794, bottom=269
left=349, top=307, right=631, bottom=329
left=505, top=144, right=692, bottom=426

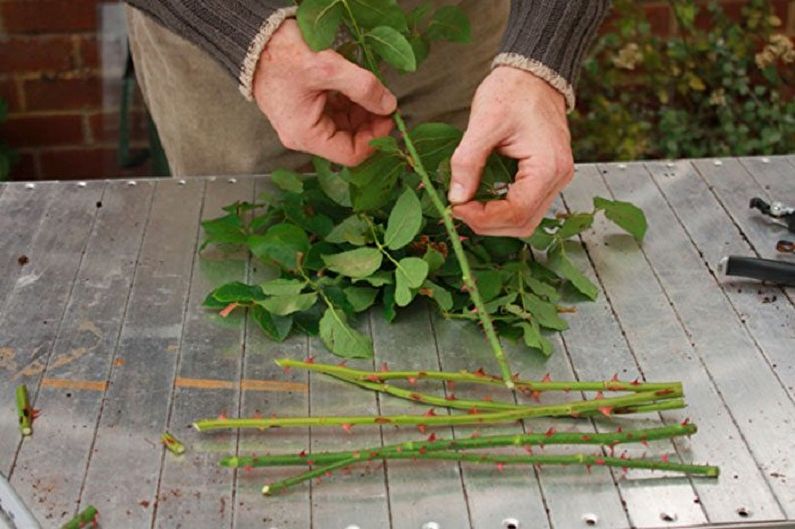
left=61, top=505, right=98, bottom=529
left=192, top=388, right=682, bottom=432
left=221, top=423, right=698, bottom=468
left=275, top=359, right=682, bottom=394
left=261, top=450, right=719, bottom=496
left=161, top=432, right=186, bottom=455
left=16, top=384, right=33, bottom=436
left=337, top=7, right=514, bottom=388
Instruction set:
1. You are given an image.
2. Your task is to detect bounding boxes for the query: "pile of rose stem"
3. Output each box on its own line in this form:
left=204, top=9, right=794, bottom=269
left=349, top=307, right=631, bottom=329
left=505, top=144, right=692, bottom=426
left=193, top=359, right=718, bottom=496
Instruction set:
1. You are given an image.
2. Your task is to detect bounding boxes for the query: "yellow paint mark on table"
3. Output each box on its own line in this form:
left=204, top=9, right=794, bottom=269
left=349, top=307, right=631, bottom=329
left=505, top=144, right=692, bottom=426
left=41, top=378, right=107, bottom=392
left=175, top=377, right=307, bottom=393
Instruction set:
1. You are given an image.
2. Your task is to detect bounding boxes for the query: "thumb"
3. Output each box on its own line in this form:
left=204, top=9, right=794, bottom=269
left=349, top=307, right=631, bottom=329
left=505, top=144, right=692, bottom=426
left=322, top=52, right=397, bottom=115
left=448, top=124, right=499, bottom=204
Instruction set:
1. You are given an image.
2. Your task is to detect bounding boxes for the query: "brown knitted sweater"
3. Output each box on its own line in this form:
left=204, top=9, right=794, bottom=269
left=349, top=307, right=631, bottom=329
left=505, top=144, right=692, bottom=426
left=124, top=1, right=610, bottom=109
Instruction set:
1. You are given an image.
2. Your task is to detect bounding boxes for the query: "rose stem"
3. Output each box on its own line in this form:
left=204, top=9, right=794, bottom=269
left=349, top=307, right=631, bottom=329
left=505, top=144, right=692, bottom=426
left=262, top=451, right=718, bottom=495
left=16, top=384, right=33, bottom=436
left=222, top=422, right=697, bottom=468
left=193, top=388, right=682, bottom=431
left=61, top=505, right=98, bottom=529
left=161, top=432, right=186, bottom=455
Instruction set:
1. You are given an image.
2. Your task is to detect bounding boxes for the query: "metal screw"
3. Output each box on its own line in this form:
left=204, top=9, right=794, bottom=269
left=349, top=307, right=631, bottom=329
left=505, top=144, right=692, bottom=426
left=618, top=163, right=627, bottom=170
left=713, top=159, right=723, bottom=166
left=127, top=180, right=137, bottom=186
left=178, top=179, right=187, bottom=185
left=659, top=512, right=678, bottom=522
left=665, top=162, right=675, bottom=168
left=77, top=181, right=87, bottom=188
left=228, top=177, right=237, bottom=184
left=761, top=157, right=770, bottom=163
left=502, top=518, right=520, bottom=529
left=582, top=513, right=598, bottom=526
left=24, top=183, right=36, bottom=190
left=344, top=525, right=361, bottom=529
left=736, top=507, right=751, bottom=518
left=422, top=522, right=440, bottom=529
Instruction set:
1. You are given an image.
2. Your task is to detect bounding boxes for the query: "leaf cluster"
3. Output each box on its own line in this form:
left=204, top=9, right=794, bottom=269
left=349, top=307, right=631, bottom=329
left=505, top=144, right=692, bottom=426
left=572, top=0, right=795, bottom=161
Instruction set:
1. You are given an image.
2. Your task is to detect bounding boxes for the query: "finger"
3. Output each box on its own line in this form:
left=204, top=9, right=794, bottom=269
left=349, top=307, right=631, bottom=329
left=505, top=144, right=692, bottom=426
left=317, top=52, right=397, bottom=116
left=449, top=123, right=501, bottom=205
left=303, top=113, right=392, bottom=167
left=452, top=186, right=557, bottom=237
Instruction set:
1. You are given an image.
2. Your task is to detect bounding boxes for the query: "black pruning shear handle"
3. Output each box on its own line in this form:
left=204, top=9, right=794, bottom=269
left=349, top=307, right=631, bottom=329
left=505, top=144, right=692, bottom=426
left=749, top=197, right=795, bottom=233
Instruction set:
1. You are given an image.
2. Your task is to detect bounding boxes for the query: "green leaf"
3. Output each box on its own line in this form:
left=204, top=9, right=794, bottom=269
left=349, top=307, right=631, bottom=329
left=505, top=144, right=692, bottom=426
left=322, top=247, right=383, bottom=278
left=349, top=0, right=407, bottom=31
left=248, top=224, right=310, bottom=270
left=521, top=293, right=568, bottom=331
left=251, top=305, right=293, bottom=342
left=365, top=26, right=416, bottom=72
left=410, top=123, right=462, bottom=172
left=516, top=321, right=553, bottom=357
left=304, top=241, right=336, bottom=271
left=314, top=157, right=351, bottom=207
left=202, top=292, right=229, bottom=309
left=420, top=280, right=453, bottom=311
left=473, top=269, right=503, bottom=302
left=556, top=212, right=594, bottom=239
left=260, top=278, right=306, bottom=296
left=422, top=247, right=445, bottom=273
left=209, top=282, right=266, bottom=303
left=483, top=292, right=518, bottom=313
left=369, top=136, right=400, bottom=154
left=593, top=196, right=647, bottom=241
left=348, top=151, right=405, bottom=212
left=270, top=169, right=304, bottom=194
left=522, top=271, right=561, bottom=303
left=260, top=292, right=318, bottom=316
left=382, top=284, right=397, bottom=322
left=319, top=307, right=373, bottom=358
left=547, top=243, right=599, bottom=301
left=344, top=286, right=379, bottom=312
left=354, top=270, right=393, bottom=286
left=296, top=0, right=344, bottom=51
left=394, top=257, right=429, bottom=306
left=409, top=34, right=430, bottom=66
left=426, top=5, right=471, bottom=43
left=325, top=215, right=371, bottom=245
left=384, top=187, right=423, bottom=250
left=481, top=237, right=523, bottom=261
left=201, top=214, right=246, bottom=249
left=524, top=218, right=560, bottom=251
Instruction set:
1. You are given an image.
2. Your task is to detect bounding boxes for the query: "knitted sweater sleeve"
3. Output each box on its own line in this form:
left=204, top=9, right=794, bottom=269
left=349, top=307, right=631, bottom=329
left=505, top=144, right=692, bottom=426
left=124, top=0, right=297, bottom=100
left=494, top=1, right=612, bottom=110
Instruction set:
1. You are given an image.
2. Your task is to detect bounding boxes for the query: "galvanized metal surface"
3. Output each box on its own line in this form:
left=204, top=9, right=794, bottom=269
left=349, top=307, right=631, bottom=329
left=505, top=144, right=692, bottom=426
left=0, top=157, right=793, bottom=529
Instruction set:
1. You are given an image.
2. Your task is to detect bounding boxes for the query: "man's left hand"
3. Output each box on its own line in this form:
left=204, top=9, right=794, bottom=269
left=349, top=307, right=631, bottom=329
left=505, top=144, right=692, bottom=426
left=448, top=66, right=574, bottom=237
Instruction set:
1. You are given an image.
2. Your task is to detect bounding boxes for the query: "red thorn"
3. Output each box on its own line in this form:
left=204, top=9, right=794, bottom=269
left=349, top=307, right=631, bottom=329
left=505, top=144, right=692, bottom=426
left=366, top=374, right=382, bottom=382
left=640, top=440, right=649, bottom=447
left=512, top=372, right=521, bottom=382
left=598, top=406, right=613, bottom=417
left=611, top=373, right=620, bottom=382
left=217, top=413, right=227, bottom=421
left=336, top=360, right=348, bottom=367
left=407, top=377, right=417, bottom=385
left=447, top=381, right=456, bottom=391
left=325, top=471, right=333, bottom=478
left=483, top=395, right=493, bottom=402
left=307, top=460, right=315, bottom=466
left=219, top=302, right=238, bottom=318
left=616, top=426, right=623, bottom=433
left=459, top=235, right=468, bottom=242
left=595, top=458, right=606, bottom=466
left=417, top=424, right=427, bottom=434
left=608, top=445, right=615, bottom=457
left=661, top=454, right=670, bottom=463
left=374, top=417, right=392, bottom=424
left=630, top=377, right=641, bottom=386
left=299, top=450, right=307, bottom=458
left=580, top=434, right=592, bottom=441
left=423, top=408, right=437, bottom=417
left=473, top=367, right=487, bottom=378
left=680, top=417, right=690, bottom=426
left=369, top=451, right=378, bottom=458
left=530, top=390, right=541, bottom=403
left=427, top=433, right=437, bottom=442
left=595, top=391, right=605, bottom=400
left=620, top=451, right=629, bottom=460
left=418, top=447, right=427, bottom=455
left=304, top=355, right=315, bottom=364
left=496, top=462, right=505, bottom=472
left=655, top=389, right=675, bottom=396
left=467, top=407, right=480, bottom=415
left=445, top=394, right=457, bottom=401
left=379, top=362, right=389, bottom=372
left=545, top=427, right=556, bottom=437
left=470, top=431, right=481, bottom=439
left=243, top=465, right=253, bottom=473
left=417, top=181, right=425, bottom=190
left=541, top=373, right=552, bottom=383
left=409, top=393, right=423, bottom=401
left=523, top=445, right=533, bottom=455
left=282, top=365, right=291, bottom=374
left=342, top=423, right=353, bottom=434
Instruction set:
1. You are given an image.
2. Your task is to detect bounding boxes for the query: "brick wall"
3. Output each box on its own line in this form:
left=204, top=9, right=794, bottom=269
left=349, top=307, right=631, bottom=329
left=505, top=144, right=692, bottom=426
left=0, top=0, right=150, bottom=180
left=1, top=1, right=794, bottom=181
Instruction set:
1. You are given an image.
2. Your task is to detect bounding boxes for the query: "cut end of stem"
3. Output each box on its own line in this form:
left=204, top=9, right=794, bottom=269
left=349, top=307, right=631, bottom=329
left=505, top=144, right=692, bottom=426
left=261, top=485, right=271, bottom=496
left=505, top=379, right=516, bottom=390
left=21, top=426, right=32, bottom=436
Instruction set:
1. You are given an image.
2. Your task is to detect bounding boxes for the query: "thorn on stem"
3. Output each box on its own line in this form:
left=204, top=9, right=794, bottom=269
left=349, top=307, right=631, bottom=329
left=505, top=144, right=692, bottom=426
left=342, top=423, right=353, bottom=434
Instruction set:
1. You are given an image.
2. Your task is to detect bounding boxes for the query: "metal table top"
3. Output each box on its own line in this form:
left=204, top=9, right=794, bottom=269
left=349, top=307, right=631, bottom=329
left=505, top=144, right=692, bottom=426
left=0, top=157, right=793, bottom=529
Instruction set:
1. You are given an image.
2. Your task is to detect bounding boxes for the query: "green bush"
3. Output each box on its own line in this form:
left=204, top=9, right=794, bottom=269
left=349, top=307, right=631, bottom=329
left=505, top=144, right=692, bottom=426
left=572, top=0, right=795, bottom=161
left=0, top=98, right=16, bottom=180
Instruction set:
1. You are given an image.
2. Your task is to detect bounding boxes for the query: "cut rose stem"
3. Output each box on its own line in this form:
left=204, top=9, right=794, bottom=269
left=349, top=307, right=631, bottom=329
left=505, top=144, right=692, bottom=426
left=275, top=359, right=682, bottom=394
left=221, top=423, right=697, bottom=468
left=261, top=450, right=719, bottom=495
left=193, top=388, right=682, bottom=432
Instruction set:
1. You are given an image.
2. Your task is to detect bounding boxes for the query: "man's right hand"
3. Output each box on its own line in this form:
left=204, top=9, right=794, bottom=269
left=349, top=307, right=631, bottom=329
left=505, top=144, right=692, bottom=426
left=252, top=20, right=397, bottom=167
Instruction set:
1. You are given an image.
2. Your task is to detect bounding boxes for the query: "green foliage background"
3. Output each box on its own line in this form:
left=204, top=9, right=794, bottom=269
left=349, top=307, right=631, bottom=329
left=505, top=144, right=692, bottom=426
left=571, top=0, right=795, bottom=161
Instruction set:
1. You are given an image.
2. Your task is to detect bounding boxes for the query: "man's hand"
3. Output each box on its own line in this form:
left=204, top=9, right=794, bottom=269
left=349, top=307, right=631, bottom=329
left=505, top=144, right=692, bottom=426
left=253, top=20, right=397, bottom=166
left=448, top=67, right=574, bottom=237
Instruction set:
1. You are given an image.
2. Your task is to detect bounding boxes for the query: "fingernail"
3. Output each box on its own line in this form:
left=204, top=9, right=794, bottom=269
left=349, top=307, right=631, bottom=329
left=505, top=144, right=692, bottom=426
left=448, top=183, right=466, bottom=203
left=381, top=92, right=396, bottom=111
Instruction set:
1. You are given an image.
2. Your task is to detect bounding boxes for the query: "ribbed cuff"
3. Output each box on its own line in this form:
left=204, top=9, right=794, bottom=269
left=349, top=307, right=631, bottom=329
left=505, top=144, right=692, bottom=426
left=498, top=0, right=611, bottom=111
left=492, top=52, right=575, bottom=110
left=238, top=6, right=298, bottom=101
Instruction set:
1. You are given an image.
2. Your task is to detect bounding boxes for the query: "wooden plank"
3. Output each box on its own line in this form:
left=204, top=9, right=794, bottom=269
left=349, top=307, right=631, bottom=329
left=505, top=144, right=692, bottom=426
left=9, top=180, right=154, bottom=526
left=370, top=303, right=472, bottom=529
left=648, top=160, right=795, bottom=404
left=232, top=176, right=310, bottom=529
left=152, top=178, right=254, bottom=529
left=556, top=193, right=708, bottom=528
left=603, top=161, right=795, bottom=517
left=78, top=179, right=205, bottom=528
left=307, top=315, right=391, bottom=529
left=563, top=164, right=784, bottom=524
left=0, top=181, right=104, bottom=479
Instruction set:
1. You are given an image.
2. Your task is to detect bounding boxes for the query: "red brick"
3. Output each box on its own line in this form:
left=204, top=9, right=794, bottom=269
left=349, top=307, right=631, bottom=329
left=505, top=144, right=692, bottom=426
left=7, top=152, right=38, bottom=180
left=2, top=114, right=85, bottom=148
left=0, top=36, right=76, bottom=74
left=0, top=1, right=99, bottom=35
left=88, top=110, right=148, bottom=144
left=23, top=74, right=102, bottom=111
left=643, top=4, right=673, bottom=35
left=39, top=147, right=153, bottom=180
left=78, top=36, right=99, bottom=69
left=0, top=79, right=21, bottom=112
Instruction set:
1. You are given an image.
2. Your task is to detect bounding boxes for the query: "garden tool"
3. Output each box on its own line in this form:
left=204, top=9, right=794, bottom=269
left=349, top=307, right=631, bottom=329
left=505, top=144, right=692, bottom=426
left=750, top=197, right=795, bottom=254
left=0, top=472, right=41, bottom=529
